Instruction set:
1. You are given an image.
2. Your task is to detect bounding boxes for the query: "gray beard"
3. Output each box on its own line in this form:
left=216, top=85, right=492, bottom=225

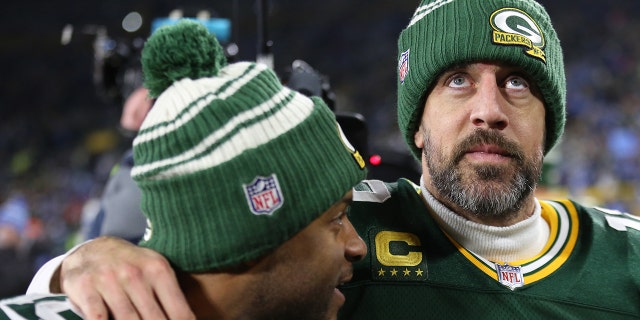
left=423, top=128, right=543, bottom=220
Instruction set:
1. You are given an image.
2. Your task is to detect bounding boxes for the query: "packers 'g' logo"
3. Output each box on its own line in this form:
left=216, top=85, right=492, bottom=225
left=490, top=8, right=546, bottom=62
left=370, top=230, right=428, bottom=281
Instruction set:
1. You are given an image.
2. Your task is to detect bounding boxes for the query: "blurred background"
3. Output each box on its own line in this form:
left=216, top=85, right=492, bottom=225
left=1, top=0, right=640, bottom=297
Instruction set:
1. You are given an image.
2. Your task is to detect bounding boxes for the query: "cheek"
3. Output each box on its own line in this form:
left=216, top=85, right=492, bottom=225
left=307, top=239, right=344, bottom=269
left=424, top=107, right=466, bottom=138
left=517, top=115, right=546, bottom=152
left=290, top=232, right=344, bottom=270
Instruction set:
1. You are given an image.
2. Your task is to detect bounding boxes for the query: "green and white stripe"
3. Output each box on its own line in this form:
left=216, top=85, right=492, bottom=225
left=407, top=0, right=456, bottom=28
left=135, top=62, right=263, bottom=144
left=131, top=62, right=315, bottom=180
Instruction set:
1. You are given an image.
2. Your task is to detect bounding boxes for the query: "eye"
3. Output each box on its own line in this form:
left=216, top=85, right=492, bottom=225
left=447, top=74, right=470, bottom=88
left=505, top=76, right=529, bottom=90
left=333, top=211, right=345, bottom=226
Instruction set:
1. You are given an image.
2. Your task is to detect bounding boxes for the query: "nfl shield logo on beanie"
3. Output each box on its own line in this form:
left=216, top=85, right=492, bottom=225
left=243, top=174, right=284, bottom=216
left=398, top=49, right=410, bottom=84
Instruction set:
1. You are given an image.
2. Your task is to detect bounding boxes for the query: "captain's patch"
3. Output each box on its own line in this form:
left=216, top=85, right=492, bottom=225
left=370, top=229, right=428, bottom=282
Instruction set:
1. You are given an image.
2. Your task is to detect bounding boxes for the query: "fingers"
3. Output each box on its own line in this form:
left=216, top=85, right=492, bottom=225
left=117, top=246, right=194, bottom=319
left=89, top=277, right=142, bottom=320
left=59, top=236, right=195, bottom=320
left=100, top=264, right=146, bottom=320
left=149, top=265, right=195, bottom=320
left=121, top=261, right=170, bottom=320
left=62, top=253, right=141, bottom=320
left=65, top=279, right=110, bottom=320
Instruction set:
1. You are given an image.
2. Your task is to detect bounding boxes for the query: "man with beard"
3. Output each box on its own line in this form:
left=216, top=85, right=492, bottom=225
left=3, top=20, right=367, bottom=320
left=25, top=0, right=640, bottom=319
left=338, top=0, right=639, bottom=317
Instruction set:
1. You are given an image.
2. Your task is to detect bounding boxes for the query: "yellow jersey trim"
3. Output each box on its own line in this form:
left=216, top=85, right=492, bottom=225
left=444, top=199, right=580, bottom=285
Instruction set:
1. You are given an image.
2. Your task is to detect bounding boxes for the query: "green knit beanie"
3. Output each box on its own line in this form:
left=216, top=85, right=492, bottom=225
left=133, top=20, right=367, bottom=272
left=397, top=0, right=566, bottom=159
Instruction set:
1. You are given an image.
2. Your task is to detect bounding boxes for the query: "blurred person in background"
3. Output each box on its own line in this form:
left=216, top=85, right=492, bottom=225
left=0, top=192, right=36, bottom=298
left=85, top=86, right=152, bottom=243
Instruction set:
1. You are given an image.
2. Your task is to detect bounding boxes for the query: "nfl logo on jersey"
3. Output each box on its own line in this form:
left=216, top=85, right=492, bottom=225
left=496, top=263, right=524, bottom=290
left=243, top=174, right=284, bottom=216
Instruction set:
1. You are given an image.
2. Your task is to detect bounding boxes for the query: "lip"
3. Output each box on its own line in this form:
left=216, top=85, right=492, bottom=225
left=468, top=144, right=508, bottom=155
left=334, top=287, right=346, bottom=306
left=334, top=272, right=352, bottom=306
left=464, top=144, right=511, bottom=162
left=338, top=273, right=353, bottom=285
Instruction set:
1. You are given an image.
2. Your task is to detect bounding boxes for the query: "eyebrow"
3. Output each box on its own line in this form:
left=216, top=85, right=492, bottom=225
left=447, top=62, right=469, bottom=71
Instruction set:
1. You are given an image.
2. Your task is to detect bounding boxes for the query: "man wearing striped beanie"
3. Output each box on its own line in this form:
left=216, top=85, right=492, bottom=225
left=4, top=20, right=367, bottom=320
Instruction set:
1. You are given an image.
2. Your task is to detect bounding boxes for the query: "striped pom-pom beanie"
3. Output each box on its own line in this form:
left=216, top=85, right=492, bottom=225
left=397, top=0, right=566, bottom=159
left=134, top=20, right=366, bottom=272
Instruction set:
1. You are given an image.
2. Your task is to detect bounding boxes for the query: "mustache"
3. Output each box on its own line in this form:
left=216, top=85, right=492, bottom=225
left=451, top=129, right=525, bottom=164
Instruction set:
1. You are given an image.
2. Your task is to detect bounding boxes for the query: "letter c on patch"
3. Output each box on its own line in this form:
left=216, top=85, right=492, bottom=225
left=375, top=231, right=422, bottom=266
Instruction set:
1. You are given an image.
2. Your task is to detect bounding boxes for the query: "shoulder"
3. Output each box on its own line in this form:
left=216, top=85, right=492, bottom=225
left=108, top=149, right=135, bottom=177
left=558, top=200, right=640, bottom=233
left=589, top=205, right=640, bottom=233
left=353, top=178, right=421, bottom=204
left=542, top=199, right=640, bottom=247
left=0, top=294, right=83, bottom=319
left=349, top=178, right=427, bottom=231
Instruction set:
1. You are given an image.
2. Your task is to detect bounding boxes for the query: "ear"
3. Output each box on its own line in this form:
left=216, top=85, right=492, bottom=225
left=414, top=124, right=425, bottom=149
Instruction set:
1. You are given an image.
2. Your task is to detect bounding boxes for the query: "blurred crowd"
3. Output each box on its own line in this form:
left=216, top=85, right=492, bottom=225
left=2, top=0, right=640, bottom=298
left=551, top=1, right=640, bottom=213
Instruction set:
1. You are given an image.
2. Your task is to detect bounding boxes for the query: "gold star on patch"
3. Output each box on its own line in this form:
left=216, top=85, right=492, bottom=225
left=403, top=268, right=411, bottom=276
left=415, top=268, right=424, bottom=276
left=390, top=268, right=398, bottom=276
left=378, top=268, right=385, bottom=276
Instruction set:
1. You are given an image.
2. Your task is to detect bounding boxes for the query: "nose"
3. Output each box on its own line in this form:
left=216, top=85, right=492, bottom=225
left=343, top=218, right=367, bottom=262
left=469, top=81, right=509, bottom=130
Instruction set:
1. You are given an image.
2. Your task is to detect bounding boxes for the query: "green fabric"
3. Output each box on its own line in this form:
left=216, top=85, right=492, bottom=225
left=397, top=0, right=566, bottom=159
left=339, top=179, right=640, bottom=319
left=0, top=294, right=83, bottom=319
left=142, top=20, right=227, bottom=98
left=134, top=20, right=367, bottom=272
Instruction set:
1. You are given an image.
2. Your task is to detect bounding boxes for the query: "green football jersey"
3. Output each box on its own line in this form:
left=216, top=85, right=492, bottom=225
left=0, top=294, right=82, bottom=320
left=339, top=179, right=640, bottom=319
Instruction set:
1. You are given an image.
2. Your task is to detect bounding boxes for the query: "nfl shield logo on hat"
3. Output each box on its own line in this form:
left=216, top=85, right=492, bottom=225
left=243, top=174, right=284, bottom=216
left=398, top=49, right=410, bottom=84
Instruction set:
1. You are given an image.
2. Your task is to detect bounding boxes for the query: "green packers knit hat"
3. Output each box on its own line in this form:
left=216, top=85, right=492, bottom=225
left=397, top=0, right=566, bottom=159
left=133, top=20, right=367, bottom=272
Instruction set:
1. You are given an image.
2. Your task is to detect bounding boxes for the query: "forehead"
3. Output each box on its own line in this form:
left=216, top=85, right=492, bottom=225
left=439, top=61, right=532, bottom=78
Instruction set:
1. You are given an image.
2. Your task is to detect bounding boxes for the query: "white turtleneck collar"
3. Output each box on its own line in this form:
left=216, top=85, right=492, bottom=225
left=420, top=176, right=550, bottom=263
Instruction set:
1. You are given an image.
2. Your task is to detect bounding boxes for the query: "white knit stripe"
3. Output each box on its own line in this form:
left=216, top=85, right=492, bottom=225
left=131, top=89, right=312, bottom=179
left=407, top=0, right=457, bottom=28
left=462, top=201, right=571, bottom=274
left=134, top=62, right=264, bottom=146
